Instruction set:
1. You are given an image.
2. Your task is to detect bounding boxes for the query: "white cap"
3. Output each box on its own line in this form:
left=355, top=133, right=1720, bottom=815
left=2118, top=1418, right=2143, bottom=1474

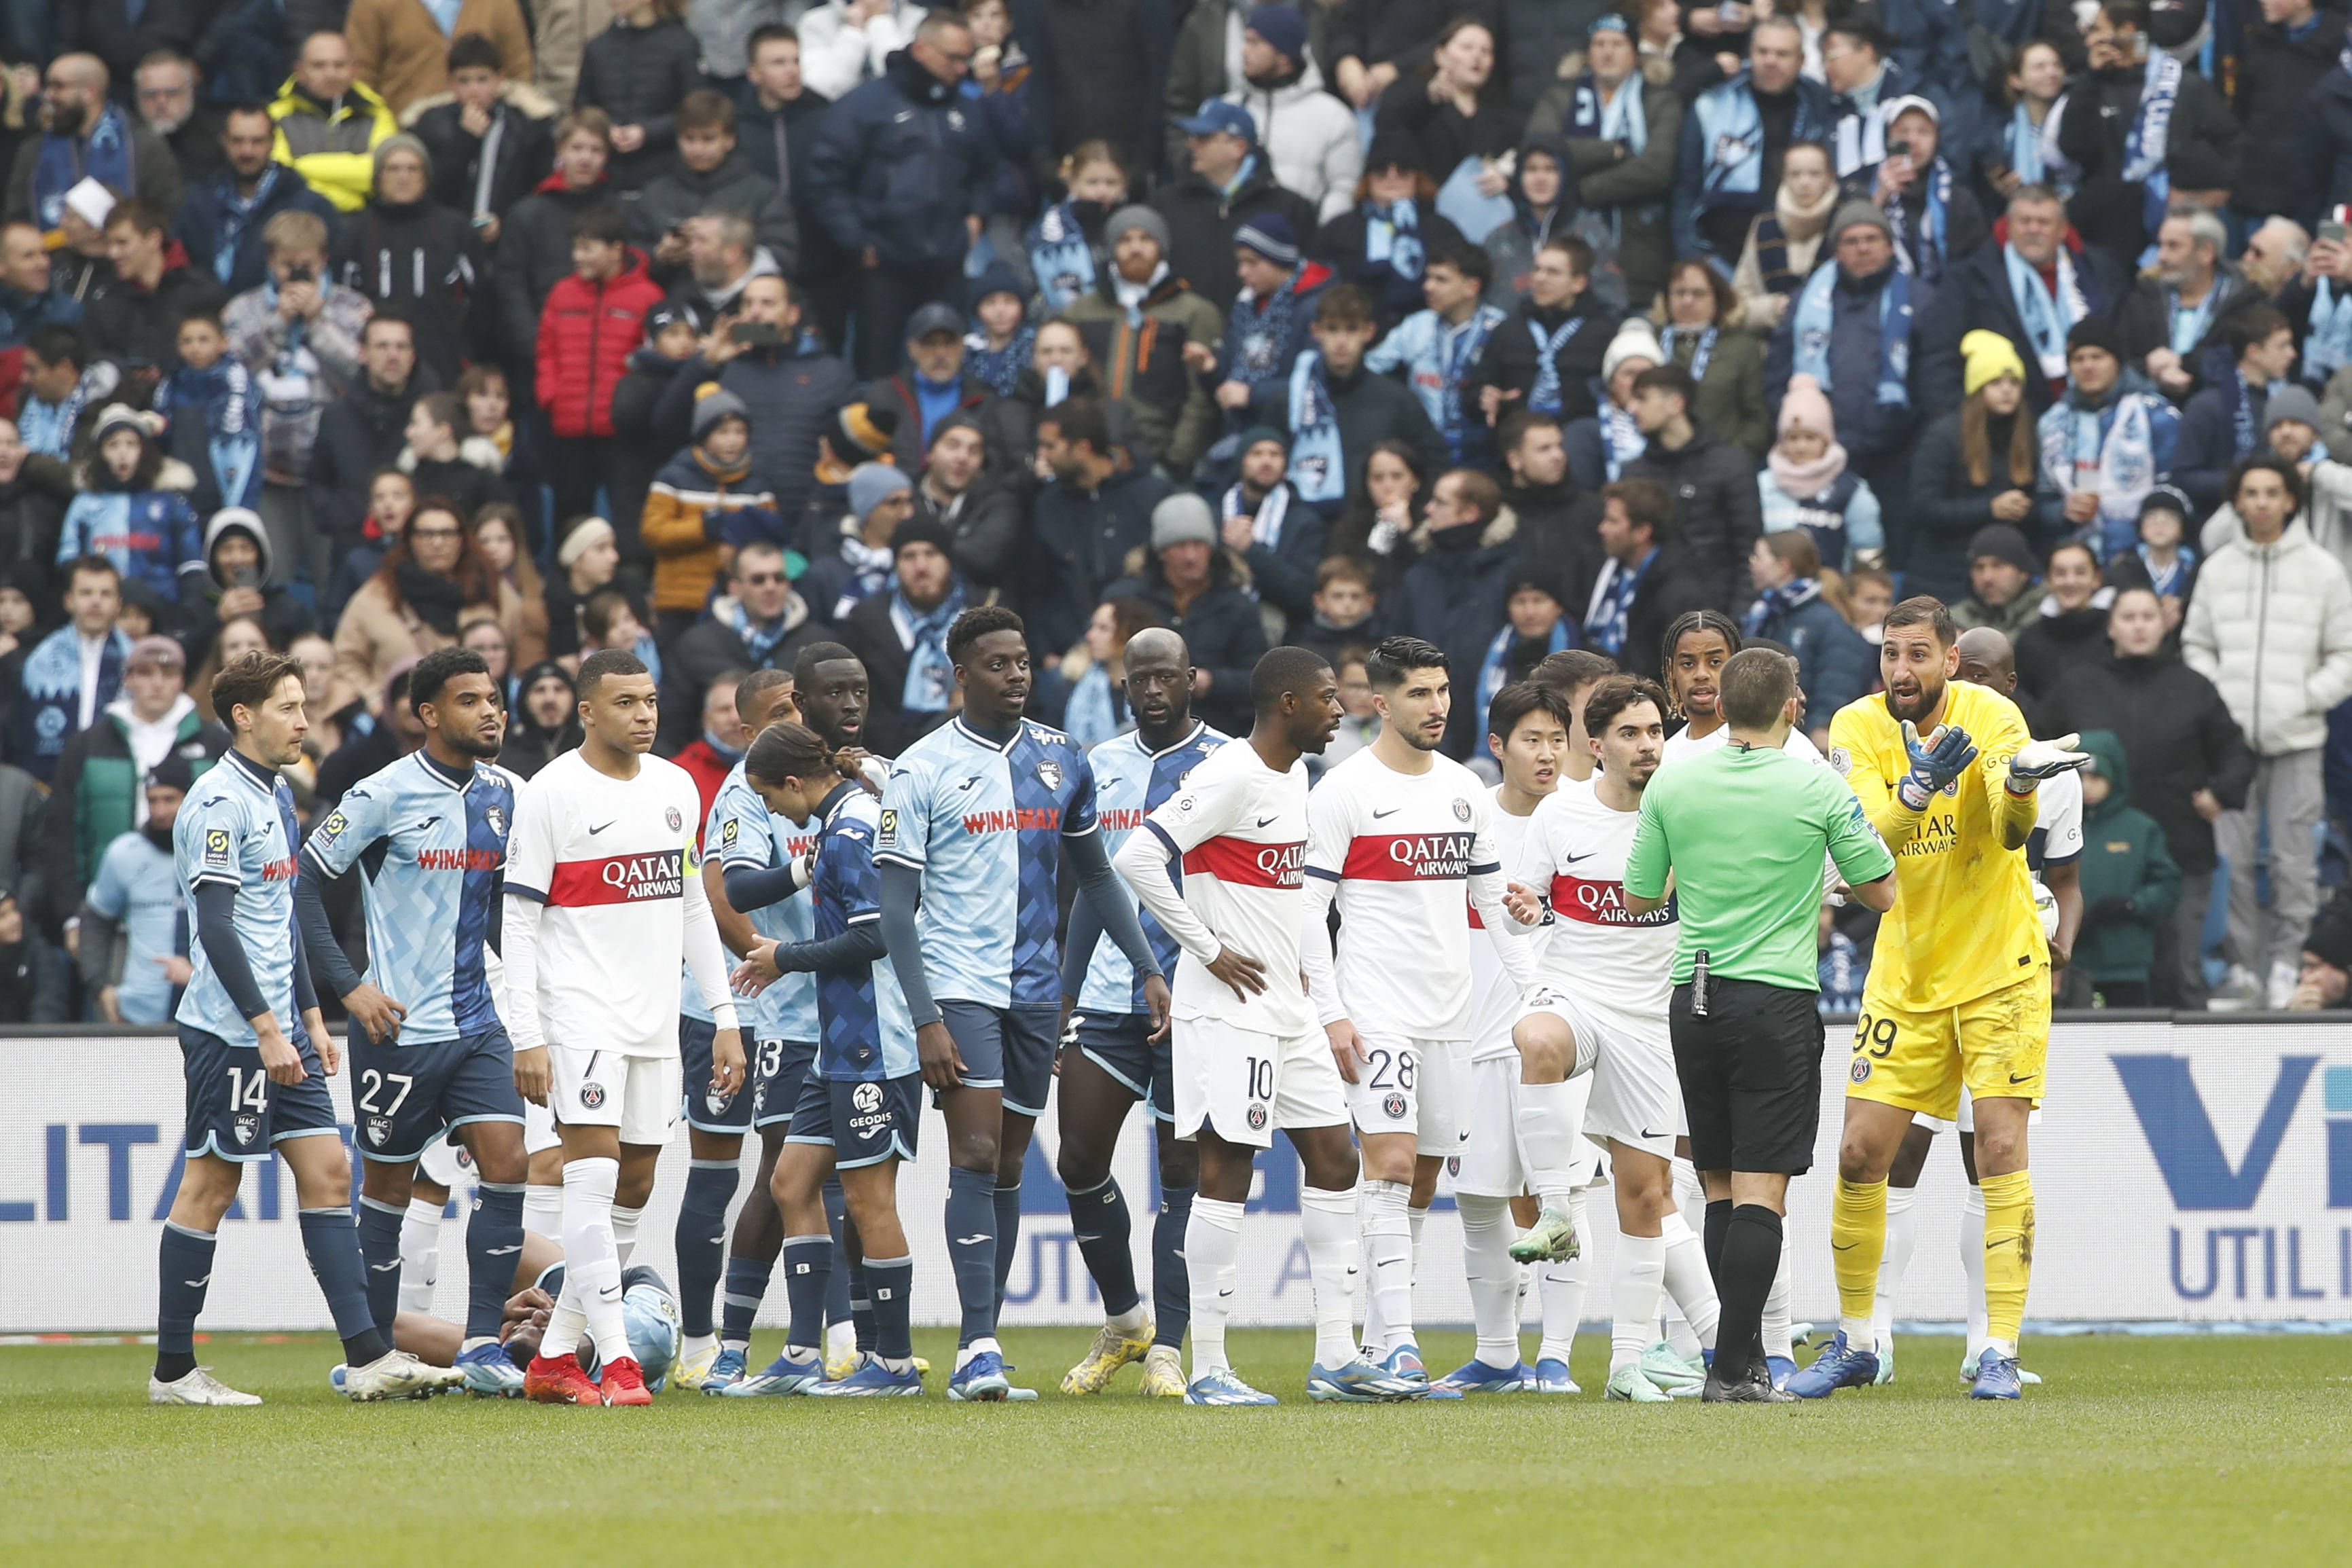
left=63, top=177, right=115, bottom=230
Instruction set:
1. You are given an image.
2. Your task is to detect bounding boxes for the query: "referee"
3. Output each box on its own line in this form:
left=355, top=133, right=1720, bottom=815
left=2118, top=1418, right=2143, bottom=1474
left=1623, top=649, right=1898, bottom=1402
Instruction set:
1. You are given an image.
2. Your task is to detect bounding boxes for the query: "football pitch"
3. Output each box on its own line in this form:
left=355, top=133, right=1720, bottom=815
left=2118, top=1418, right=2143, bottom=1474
left=5, top=1330, right=2346, bottom=1567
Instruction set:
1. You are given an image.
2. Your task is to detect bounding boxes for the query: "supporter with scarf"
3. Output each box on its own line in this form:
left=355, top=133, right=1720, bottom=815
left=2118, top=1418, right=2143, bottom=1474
left=2036, top=318, right=2180, bottom=558
left=1655, top=258, right=1769, bottom=456
left=1026, top=141, right=1128, bottom=313
left=838, top=512, right=973, bottom=754
left=1311, top=131, right=1466, bottom=331
left=1758, top=373, right=1885, bottom=570
left=1211, top=426, right=1324, bottom=630
left=1867, top=97, right=1985, bottom=288
left=1670, top=17, right=1834, bottom=272
left=1364, top=243, right=1507, bottom=468
left=1564, top=316, right=1659, bottom=490
left=14, top=54, right=182, bottom=242
left=1731, top=139, right=1837, bottom=333
left=1530, top=14, right=1680, bottom=312
left=2052, top=0, right=2239, bottom=272
left=1928, top=184, right=2123, bottom=422
left=1483, top=139, right=1576, bottom=314
left=1245, top=285, right=1448, bottom=519
left=1466, top=234, right=1621, bottom=430
left=2174, top=306, right=2300, bottom=514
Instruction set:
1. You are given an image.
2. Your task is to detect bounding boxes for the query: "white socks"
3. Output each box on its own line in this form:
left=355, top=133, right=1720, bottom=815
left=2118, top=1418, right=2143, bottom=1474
left=560, top=1157, right=628, bottom=1366
left=1538, top=1187, right=1587, bottom=1366
left=398, top=1195, right=441, bottom=1313
left=1961, top=1182, right=1989, bottom=1364
left=522, top=1183, right=562, bottom=1239
left=1515, top=1080, right=1582, bottom=1209
left=1761, top=1217, right=1794, bottom=1360
left=611, top=1203, right=643, bottom=1269
left=1458, top=1194, right=1521, bottom=1370
left=1185, top=1196, right=1244, bottom=1377
left=1299, top=1184, right=1361, bottom=1370
left=1362, top=1180, right=1413, bottom=1355
left=1612, top=1231, right=1667, bottom=1375
left=1659, top=1210, right=1720, bottom=1352
left=1875, top=1183, right=1921, bottom=1347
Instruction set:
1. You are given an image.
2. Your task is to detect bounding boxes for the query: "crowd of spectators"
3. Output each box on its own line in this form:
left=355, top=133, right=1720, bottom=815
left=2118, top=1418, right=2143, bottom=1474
left=3, top=0, right=2352, bottom=1021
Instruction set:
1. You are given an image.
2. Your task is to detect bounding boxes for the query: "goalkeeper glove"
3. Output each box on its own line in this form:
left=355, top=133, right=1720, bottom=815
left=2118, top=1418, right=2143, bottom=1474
left=1898, top=720, right=1978, bottom=812
left=2006, top=733, right=2092, bottom=796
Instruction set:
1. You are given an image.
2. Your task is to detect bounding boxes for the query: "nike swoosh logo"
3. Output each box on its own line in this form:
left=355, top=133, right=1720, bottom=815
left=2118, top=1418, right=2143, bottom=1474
left=954, top=1234, right=990, bottom=1245
left=588, top=821, right=615, bottom=835
left=1560, top=852, right=1595, bottom=865
left=1640, top=1129, right=1666, bottom=1140
left=1831, top=1241, right=1856, bottom=1252
left=2008, top=1073, right=2033, bottom=1084
left=1371, top=807, right=1400, bottom=819
left=1256, top=815, right=1277, bottom=826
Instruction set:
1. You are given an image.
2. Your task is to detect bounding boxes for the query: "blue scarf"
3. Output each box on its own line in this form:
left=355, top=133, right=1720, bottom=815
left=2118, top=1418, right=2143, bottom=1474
left=209, top=164, right=284, bottom=285
left=1693, top=73, right=1825, bottom=199
left=1886, top=158, right=1951, bottom=283
left=162, top=359, right=261, bottom=509
left=2310, top=280, right=2352, bottom=384
left=1602, top=401, right=1646, bottom=480
left=2230, top=373, right=2281, bottom=462
left=1286, top=351, right=1347, bottom=505
left=965, top=325, right=1034, bottom=397
left=1477, top=619, right=1573, bottom=741
left=18, top=378, right=88, bottom=460
left=1791, top=265, right=1913, bottom=408
left=1573, top=74, right=1648, bottom=153
left=894, top=579, right=969, bottom=714
left=33, top=105, right=135, bottom=232
left=1364, top=200, right=1424, bottom=281
left=2122, top=51, right=2182, bottom=251
left=1229, top=274, right=1313, bottom=386
left=1526, top=311, right=1589, bottom=415
left=1029, top=201, right=1097, bottom=312
left=727, top=596, right=794, bottom=666
left=1740, top=575, right=1824, bottom=639
left=1661, top=325, right=1718, bottom=384
left=2167, top=282, right=2222, bottom=357
left=1582, top=547, right=1656, bottom=655
left=2005, top=242, right=2084, bottom=382
left=2137, top=543, right=2194, bottom=597
left=2038, top=388, right=2160, bottom=548
left=2008, top=102, right=2046, bottom=186
left=1435, top=306, right=1502, bottom=458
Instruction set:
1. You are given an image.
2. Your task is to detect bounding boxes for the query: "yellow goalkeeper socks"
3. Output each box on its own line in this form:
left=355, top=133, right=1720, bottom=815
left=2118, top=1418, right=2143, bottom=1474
left=1980, top=1169, right=2036, bottom=1349
left=1830, top=1177, right=1887, bottom=1350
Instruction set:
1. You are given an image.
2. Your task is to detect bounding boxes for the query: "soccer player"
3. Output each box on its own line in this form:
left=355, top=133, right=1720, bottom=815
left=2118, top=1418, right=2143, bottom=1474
left=728, top=722, right=930, bottom=1398
left=295, top=646, right=531, bottom=1396
left=1505, top=675, right=1736, bottom=1403
left=1299, top=636, right=1539, bottom=1391
left=875, top=606, right=1167, bottom=1402
left=1117, top=646, right=1423, bottom=1406
left=1444, top=679, right=1582, bottom=1393
left=670, top=668, right=815, bottom=1391
left=1055, top=627, right=1227, bottom=1398
left=153, top=650, right=446, bottom=1404
left=503, top=649, right=746, bottom=1407
left=1796, top=597, right=2087, bottom=1401
left=1867, top=625, right=2081, bottom=1386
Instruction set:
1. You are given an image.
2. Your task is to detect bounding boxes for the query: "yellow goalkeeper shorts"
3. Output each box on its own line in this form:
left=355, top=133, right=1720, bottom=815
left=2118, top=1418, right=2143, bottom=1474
left=1845, top=968, right=2050, bottom=1121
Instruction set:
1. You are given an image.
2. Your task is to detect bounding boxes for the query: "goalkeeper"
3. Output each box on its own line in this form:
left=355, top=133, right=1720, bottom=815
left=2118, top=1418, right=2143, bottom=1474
left=1792, top=597, right=2088, bottom=1404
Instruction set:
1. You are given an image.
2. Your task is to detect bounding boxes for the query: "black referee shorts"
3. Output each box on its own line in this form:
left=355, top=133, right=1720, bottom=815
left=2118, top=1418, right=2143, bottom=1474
left=1669, top=978, right=1825, bottom=1175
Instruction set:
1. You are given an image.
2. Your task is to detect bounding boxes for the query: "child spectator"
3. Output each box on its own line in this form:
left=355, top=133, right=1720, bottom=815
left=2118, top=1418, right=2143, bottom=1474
left=400, top=392, right=509, bottom=521
left=1212, top=426, right=1326, bottom=632
left=640, top=388, right=780, bottom=641
left=609, top=302, right=706, bottom=570
left=537, top=202, right=665, bottom=525
left=155, top=312, right=262, bottom=519
left=1759, top=373, right=1884, bottom=570
left=2063, top=730, right=2184, bottom=1008
left=964, top=262, right=1034, bottom=397
left=56, top=407, right=204, bottom=616
left=1293, top=555, right=1381, bottom=666
left=2105, top=484, right=2196, bottom=631
left=1028, top=141, right=1128, bottom=312
left=581, top=586, right=665, bottom=680
left=575, top=0, right=708, bottom=193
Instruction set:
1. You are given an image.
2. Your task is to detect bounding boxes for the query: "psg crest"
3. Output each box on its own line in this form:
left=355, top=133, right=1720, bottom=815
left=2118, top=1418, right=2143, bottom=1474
left=1036, top=759, right=1063, bottom=791
left=1383, top=1092, right=1409, bottom=1120
left=1246, top=1101, right=1268, bottom=1131
left=1451, top=798, right=1472, bottom=822
left=581, top=1082, right=607, bottom=1109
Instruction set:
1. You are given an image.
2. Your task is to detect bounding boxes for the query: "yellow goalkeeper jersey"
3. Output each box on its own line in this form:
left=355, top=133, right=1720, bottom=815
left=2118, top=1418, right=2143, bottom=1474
left=1827, top=680, right=2046, bottom=1011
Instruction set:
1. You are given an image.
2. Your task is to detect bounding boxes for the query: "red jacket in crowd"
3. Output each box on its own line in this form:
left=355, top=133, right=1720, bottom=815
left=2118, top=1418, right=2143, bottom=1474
left=536, top=247, right=664, bottom=439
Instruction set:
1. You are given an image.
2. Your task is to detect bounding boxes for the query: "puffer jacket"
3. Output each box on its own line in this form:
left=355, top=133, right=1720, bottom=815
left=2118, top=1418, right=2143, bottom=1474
left=626, top=148, right=798, bottom=278
left=1227, top=60, right=1362, bottom=224
left=536, top=248, right=665, bottom=439
left=1063, top=273, right=1226, bottom=479
left=268, top=77, right=399, bottom=214
left=2183, top=518, right=2352, bottom=755
left=640, top=445, right=780, bottom=615
left=493, top=172, right=613, bottom=381
left=329, top=194, right=484, bottom=385
left=805, top=49, right=992, bottom=268
left=574, top=15, right=706, bottom=191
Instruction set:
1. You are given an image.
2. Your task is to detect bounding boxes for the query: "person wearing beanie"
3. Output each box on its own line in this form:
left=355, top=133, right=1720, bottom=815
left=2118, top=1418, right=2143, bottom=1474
left=1526, top=14, right=1680, bottom=311
left=966, top=260, right=1038, bottom=397
left=836, top=509, right=972, bottom=754
left=642, top=384, right=783, bottom=642
left=1466, top=233, right=1624, bottom=431
left=1670, top=16, right=1837, bottom=270
left=1214, top=211, right=1337, bottom=400
left=536, top=200, right=666, bottom=527
left=1157, top=96, right=1318, bottom=318
left=1210, top=423, right=1326, bottom=630
left=2173, top=306, right=2302, bottom=515
left=1950, top=522, right=2044, bottom=637
left=1065, top=204, right=1225, bottom=478
left=2046, top=0, right=2243, bottom=273
left=1565, top=313, right=1663, bottom=490
left=1225, top=3, right=1362, bottom=223
left=863, top=301, right=997, bottom=471
left=2035, top=317, right=2182, bottom=560
left=1311, top=129, right=1471, bottom=331
left=1102, top=490, right=1269, bottom=734
left=1474, top=557, right=1575, bottom=742
left=1770, top=188, right=1953, bottom=547
left=327, top=134, right=479, bottom=387
left=1759, top=372, right=1885, bottom=570
left=2199, top=390, right=2352, bottom=585
left=1928, top=185, right=2124, bottom=422
left=1364, top=242, right=1511, bottom=469
left=1908, top=330, right=2040, bottom=606
left=57, top=406, right=207, bottom=618
left=803, top=462, right=918, bottom=621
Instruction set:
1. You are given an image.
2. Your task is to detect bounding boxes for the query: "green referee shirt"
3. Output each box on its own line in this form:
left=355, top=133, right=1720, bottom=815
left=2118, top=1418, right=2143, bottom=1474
left=1624, top=740, right=1896, bottom=989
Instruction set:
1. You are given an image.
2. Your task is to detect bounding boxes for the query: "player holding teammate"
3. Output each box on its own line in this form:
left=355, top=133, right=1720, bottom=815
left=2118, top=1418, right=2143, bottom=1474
left=875, top=606, right=1167, bottom=1402
left=1299, top=636, right=1540, bottom=1390
left=1506, top=676, right=1727, bottom=1403
left=1795, top=598, right=2088, bottom=1400
left=670, top=669, right=814, bottom=1390
left=505, top=650, right=747, bottom=1406
left=295, top=647, right=532, bottom=1396
left=153, top=651, right=446, bottom=1404
left=1119, top=647, right=1424, bottom=1405
left=1055, top=628, right=1227, bottom=1398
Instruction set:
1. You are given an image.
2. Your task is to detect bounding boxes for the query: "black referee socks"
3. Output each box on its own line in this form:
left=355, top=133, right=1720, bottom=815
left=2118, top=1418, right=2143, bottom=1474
left=1703, top=1199, right=1733, bottom=1282
left=1714, top=1205, right=1785, bottom=1383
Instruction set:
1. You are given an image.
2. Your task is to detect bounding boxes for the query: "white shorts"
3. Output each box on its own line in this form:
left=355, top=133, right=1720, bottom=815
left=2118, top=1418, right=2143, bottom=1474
left=524, top=1097, right=560, bottom=1156
left=1521, top=988, right=1678, bottom=1161
left=1345, top=1033, right=1463, bottom=1156
left=1173, top=1017, right=1347, bottom=1149
left=416, top=1135, right=466, bottom=1188
left=550, top=1047, right=681, bottom=1146
left=1954, top=1087, right=2044, bottom=1134
left=1451, top=1055, right=1604, bottom=1198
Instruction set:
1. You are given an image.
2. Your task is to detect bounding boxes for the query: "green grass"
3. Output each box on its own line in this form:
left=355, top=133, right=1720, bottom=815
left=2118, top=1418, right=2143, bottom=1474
left=5, top=1331, right=2348, bottom=1565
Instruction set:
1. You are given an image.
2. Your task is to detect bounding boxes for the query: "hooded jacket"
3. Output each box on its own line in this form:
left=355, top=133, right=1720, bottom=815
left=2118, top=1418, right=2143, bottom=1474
left=537, top=247, right=666, bottom=440
left=1229, top=58, right=1362, bottom=223
left=2068, top=728, right=2183, bottom=986
left=330, top=192, right=483, bottom=385
left=2183, top=517, right=2352, bottom=755
left=41, top=691, right=226, bottom=921
left=805, top=48, right=994, bottom=268
left=1154, top=156, right=1320, bottom=318
left=268, top=76, right=399, bottom=214
left=628, top=147, right=799, bottom=279
left=192, top=508, right=312, bottom=661
left=57, top=456, right=205, bottom=612
left=499, top=660, right=581, bottom=778
left=493, top=172, right=614, bottom=380
left=1530, top=52, right=1682, bottom=306
left=2038, top=649, right=2254, bottom=875
left=1483, top=134, right=1579, bottom=313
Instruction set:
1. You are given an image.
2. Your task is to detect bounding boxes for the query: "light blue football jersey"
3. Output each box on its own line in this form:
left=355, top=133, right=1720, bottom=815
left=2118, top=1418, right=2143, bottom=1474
left=708, top=760, right=818, bottom=1043
left=875, top=716, right=1099, bottom=1010
left=810, top=783, right=916, bottom=1080
left=1078, top=721, right=1229, bottom=1015
left=301, top=750, right=515, bottom=1043
left=175, top=750, right=302, bottom=1046
left=86, top=830, right=184, bottom=1025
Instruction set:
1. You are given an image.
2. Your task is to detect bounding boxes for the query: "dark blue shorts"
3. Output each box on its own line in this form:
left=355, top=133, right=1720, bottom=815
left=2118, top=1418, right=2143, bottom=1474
left=937, top=1000, right=1059, bottom=1117
left=349, top=1025, right=526, bottom=1163
left=1072, top=1011, right=1173, bottom=1123
left=179, top=1024, right=338, bottom=1164
left=822, top=1075, right=922, bottom=1169
left=750, top=1037, right=817, bottom=1130
left=681, top=1016, right=750, bottom=1132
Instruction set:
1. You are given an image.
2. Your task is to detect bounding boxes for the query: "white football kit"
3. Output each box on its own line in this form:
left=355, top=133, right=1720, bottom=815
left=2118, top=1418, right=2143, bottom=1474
left=1114, top=740, right=1345, bottom=1148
